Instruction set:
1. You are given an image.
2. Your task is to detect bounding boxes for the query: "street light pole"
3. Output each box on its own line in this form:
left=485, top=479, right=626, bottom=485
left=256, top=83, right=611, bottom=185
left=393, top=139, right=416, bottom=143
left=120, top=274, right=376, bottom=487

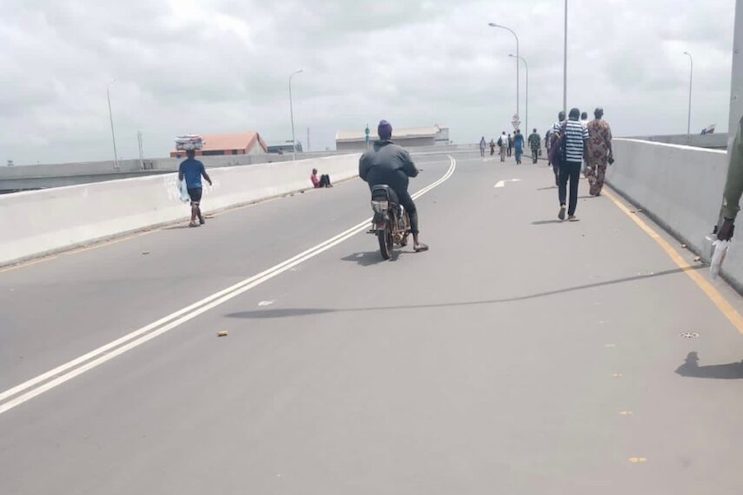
left=563, top=0, right=568, bottom=115
left=510, top=54, right=528, bottom=134
left=106, top=80, right=119, bottom=170
left=683, top=51, right=693, bottom=142
left=488, top=22, right=520, bottom=121
left=289, top=69, right=303, bottom=160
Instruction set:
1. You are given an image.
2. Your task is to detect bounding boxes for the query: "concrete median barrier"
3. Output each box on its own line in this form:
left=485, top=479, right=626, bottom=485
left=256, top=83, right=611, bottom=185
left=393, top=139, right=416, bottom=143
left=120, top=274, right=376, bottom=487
left=0, top=154, right=360, bottom=266
left=606, top=139, right=743, bottom=290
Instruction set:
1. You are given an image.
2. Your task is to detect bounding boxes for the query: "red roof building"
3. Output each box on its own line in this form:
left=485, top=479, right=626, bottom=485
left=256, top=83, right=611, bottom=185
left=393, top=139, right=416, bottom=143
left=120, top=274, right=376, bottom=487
left=170, top=131, right=268, bottom=158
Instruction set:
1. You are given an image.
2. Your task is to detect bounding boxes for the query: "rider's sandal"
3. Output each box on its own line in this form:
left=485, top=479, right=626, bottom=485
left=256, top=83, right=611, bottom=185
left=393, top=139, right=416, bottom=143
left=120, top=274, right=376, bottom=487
left=414, top=243, right=429, bottom=253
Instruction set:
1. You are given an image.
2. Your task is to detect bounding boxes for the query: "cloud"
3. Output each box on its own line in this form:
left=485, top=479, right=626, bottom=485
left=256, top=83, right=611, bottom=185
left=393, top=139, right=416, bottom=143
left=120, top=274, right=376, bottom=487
left=0, top=0, right=736, bottom=164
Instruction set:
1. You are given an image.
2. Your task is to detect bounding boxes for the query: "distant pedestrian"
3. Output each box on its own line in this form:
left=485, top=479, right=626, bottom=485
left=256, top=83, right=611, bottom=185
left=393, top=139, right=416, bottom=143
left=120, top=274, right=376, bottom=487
left=311, top=168, right=333, bottom=188
left=498, top=131, right=508, bottom=162
left=513, top=130, right=525, bottom=164
left=549, top=111, right=566, bottom=186
left=178, top=149, right=213, bottom=227
left=544, top=130, right=551, bottom=162
left=489, top=138, right=496, bottom=156
left=556, top=108, right=588, bottom=221
left=507, top=133, right=513, bottom=157
left=479, top=136, right=487, bottom=157
left=528, top=128, right=541, bottom=164
left=586, top=107, right=614, bottom=196
left=580, top=112, right=590, bottom=175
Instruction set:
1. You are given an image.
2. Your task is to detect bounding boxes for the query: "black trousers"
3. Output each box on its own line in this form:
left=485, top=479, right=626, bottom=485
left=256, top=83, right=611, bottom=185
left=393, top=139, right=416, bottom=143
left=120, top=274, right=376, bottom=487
left=558, top=161, right=581, bottom=216
left=396, top=189, right=419, bottom=235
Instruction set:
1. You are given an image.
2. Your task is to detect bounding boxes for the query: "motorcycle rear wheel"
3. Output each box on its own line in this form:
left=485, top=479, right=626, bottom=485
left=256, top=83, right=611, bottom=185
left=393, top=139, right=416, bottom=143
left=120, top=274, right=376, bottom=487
left=378, top=227, right=393, bottom=260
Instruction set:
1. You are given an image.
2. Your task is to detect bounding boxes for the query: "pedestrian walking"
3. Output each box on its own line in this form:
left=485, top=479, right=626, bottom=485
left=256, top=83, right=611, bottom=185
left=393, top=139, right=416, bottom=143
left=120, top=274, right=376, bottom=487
left=479, top=136, right=487, bottom=157
left=586, top=107, right=614, bottom=196
left=178, top=149, right=213, bottom=227
left=715, top=115, right=743, bottom=242
left=555, top=108, right=588, bottom=221
left=507, top=133, right=513, bottom=157
left=528, top=128, right=541, bottom=164
left=580, top=112, right=590, bottom=175
left=513, top=130, right=525, bottom=164
left=498, top=131, right=508, bottom=162
left=489, top=138, right=496, bottom=156
left=549, top=111, right=566, bottom=186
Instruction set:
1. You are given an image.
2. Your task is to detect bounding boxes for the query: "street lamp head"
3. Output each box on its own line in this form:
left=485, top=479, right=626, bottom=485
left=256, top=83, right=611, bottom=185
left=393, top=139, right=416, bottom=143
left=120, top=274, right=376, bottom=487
left=683, top=51, right=691, bottom=56
left=488, top=22, right=498, bottom=27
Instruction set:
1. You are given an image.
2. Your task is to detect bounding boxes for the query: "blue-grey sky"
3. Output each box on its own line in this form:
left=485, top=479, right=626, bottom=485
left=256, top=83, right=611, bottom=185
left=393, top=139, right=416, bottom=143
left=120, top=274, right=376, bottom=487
left=0, top=0, right=736, bottom=164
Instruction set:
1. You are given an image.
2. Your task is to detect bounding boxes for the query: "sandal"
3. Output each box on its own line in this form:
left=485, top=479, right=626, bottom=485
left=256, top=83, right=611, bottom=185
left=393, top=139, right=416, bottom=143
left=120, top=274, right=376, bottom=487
left=414, top=243, right=429, bottom=252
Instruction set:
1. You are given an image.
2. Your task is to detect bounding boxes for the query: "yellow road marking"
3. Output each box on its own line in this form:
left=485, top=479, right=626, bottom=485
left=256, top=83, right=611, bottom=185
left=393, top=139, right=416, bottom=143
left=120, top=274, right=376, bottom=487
left=0, top=229, right=158, bottom=274
left=628, top=457, right=647, bottom=463
left=604, top=189, right=743, bottom=335
left=0, top=255, right=58, bottom=273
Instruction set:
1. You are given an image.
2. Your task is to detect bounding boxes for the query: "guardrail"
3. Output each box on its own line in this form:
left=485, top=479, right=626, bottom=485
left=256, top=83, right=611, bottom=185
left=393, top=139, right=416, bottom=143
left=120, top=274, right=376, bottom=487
left=0, top=154, right=360, bottom=266
left=606, top=139, right=743, bottom=289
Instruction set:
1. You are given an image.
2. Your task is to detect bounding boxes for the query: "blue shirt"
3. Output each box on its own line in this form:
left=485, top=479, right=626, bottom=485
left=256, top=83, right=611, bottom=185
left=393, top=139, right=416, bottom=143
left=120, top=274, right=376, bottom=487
left=179, top=158, right=206, bottom=189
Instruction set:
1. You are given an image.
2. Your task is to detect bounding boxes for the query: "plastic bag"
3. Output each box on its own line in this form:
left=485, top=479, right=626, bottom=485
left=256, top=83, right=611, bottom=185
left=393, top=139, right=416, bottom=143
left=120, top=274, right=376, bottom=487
left=178, top=179, right=190, bottom=203
left=710, top=240, right=730, bottom=280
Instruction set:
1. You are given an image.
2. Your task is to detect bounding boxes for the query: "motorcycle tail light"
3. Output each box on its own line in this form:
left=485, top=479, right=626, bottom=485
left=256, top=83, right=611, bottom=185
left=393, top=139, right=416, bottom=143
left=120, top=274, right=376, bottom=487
left=371, top=200, right=388, bottom=213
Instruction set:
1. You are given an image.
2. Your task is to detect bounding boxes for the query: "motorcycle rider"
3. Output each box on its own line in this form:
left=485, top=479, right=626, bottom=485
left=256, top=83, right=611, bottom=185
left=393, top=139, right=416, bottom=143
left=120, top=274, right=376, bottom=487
left=359, top=120, right=429, bottom=252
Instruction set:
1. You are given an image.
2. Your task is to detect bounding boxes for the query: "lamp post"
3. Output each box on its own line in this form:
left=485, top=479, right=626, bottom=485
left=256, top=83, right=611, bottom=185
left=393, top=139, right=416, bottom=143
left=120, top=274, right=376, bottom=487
left=488, top=22, right=520, bottom=120
left=563, top=0, right=568, bottom=115
left=289, top=69, right=304, bottom=160
left=683, top=51, right=693, bottom=143
left=509, top=54, right=528, bottom=134
left=106, top=79, right=119, bottom=170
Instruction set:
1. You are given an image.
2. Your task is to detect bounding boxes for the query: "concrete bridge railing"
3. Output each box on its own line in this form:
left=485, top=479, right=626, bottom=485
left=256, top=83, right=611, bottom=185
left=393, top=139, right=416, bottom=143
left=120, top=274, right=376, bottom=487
left=606, top=139, right=743, bottom=289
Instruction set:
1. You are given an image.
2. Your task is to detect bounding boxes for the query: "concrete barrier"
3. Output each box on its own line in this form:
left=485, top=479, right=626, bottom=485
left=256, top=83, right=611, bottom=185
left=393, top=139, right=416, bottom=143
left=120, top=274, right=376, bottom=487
left=0, top=154, right=360, bottom=266
left=605, top=139, right=743, bottom=291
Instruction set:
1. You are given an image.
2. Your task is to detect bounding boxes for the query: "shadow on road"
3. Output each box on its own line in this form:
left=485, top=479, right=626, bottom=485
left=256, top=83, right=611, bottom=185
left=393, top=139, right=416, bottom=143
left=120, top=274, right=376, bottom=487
left=537, top=186, right=557, bottom=191
left=340, top=251, right=389, bottom=266
left=675, top=352, right=743, bottom=379
left=226, top=266, right=702, bottom=319
left=531, top=220, right=563, bottom=225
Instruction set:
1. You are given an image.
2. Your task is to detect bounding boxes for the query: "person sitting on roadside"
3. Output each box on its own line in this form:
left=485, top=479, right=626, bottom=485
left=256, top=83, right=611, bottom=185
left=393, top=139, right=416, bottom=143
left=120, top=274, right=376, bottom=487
left=311, top=168, right=333, bottom=188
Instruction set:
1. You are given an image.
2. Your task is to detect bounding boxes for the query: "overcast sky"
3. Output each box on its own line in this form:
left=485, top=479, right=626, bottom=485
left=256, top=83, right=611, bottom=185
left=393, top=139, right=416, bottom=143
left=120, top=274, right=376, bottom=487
left=1, top=0, right=736, bottom=165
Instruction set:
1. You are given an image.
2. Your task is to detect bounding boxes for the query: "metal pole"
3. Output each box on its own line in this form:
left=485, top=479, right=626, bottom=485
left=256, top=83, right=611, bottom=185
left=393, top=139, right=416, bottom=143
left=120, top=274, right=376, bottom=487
left=488, top=23, right=520, bottom=119
left=684, top=52, right=693, bottom=142
left=563, top=0, right=568, bottom=115
left=510, top=54, right=528, bottom=133
left=106, top=81, right=119, bottom=170
left=137, top=130, right=144, bottom=170
left=289, top=69, right=303, bottom=161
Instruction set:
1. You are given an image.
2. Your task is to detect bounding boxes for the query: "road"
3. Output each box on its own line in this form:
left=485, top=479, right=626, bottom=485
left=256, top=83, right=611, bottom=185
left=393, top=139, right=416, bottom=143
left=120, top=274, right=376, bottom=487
left=2, top=151, right=743, bottom=494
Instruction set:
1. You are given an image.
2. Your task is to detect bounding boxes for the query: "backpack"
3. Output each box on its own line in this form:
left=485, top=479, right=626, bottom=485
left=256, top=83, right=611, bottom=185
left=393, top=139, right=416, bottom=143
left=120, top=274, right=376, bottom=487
left=497, top=137, right=503, bottom=147
left=548, top=123, right=567, bottom=166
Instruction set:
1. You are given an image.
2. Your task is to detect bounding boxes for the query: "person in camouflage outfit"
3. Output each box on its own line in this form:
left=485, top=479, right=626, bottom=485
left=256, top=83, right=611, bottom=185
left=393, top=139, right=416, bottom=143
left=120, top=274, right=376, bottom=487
left=586, top=107, right=614, bottom=196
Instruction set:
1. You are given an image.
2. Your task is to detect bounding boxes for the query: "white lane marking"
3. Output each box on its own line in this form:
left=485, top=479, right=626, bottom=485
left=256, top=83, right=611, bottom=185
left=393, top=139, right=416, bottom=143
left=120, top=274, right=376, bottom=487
left=258, top=300, right=274, bottom=307
left=494, top=179, right=522, bottom=188
left=0, top=156, right=457, bottom=416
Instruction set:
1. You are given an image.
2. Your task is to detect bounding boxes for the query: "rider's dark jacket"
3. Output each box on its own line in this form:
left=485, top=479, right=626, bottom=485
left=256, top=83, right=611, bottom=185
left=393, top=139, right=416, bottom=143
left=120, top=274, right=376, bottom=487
left=359, top=140, right=418, bottom=191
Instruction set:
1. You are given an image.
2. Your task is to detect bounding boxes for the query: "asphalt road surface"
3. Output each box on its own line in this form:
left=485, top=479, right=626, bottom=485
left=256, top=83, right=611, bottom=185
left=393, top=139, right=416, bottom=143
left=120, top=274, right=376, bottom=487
left=2, top=151, right=743, bottom=494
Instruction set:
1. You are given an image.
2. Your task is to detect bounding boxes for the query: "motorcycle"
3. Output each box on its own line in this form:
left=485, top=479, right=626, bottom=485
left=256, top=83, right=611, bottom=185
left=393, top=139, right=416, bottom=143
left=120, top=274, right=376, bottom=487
left=369, top=185, right=410, bottom=260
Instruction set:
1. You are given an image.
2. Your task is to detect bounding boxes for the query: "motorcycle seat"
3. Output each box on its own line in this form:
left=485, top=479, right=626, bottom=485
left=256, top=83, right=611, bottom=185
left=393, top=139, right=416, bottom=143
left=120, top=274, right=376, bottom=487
left=370, top=185, right=399, bottom=205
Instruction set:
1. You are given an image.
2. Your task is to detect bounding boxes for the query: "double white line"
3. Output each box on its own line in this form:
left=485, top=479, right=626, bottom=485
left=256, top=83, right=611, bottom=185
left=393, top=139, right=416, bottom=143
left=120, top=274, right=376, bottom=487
left=0, top=156, right=457, bottom=416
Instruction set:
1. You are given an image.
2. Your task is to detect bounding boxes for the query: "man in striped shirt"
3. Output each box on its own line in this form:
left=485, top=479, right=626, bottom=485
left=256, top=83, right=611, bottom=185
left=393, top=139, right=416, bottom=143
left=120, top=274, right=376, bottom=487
left=557, top=108, right=589, bottom=221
